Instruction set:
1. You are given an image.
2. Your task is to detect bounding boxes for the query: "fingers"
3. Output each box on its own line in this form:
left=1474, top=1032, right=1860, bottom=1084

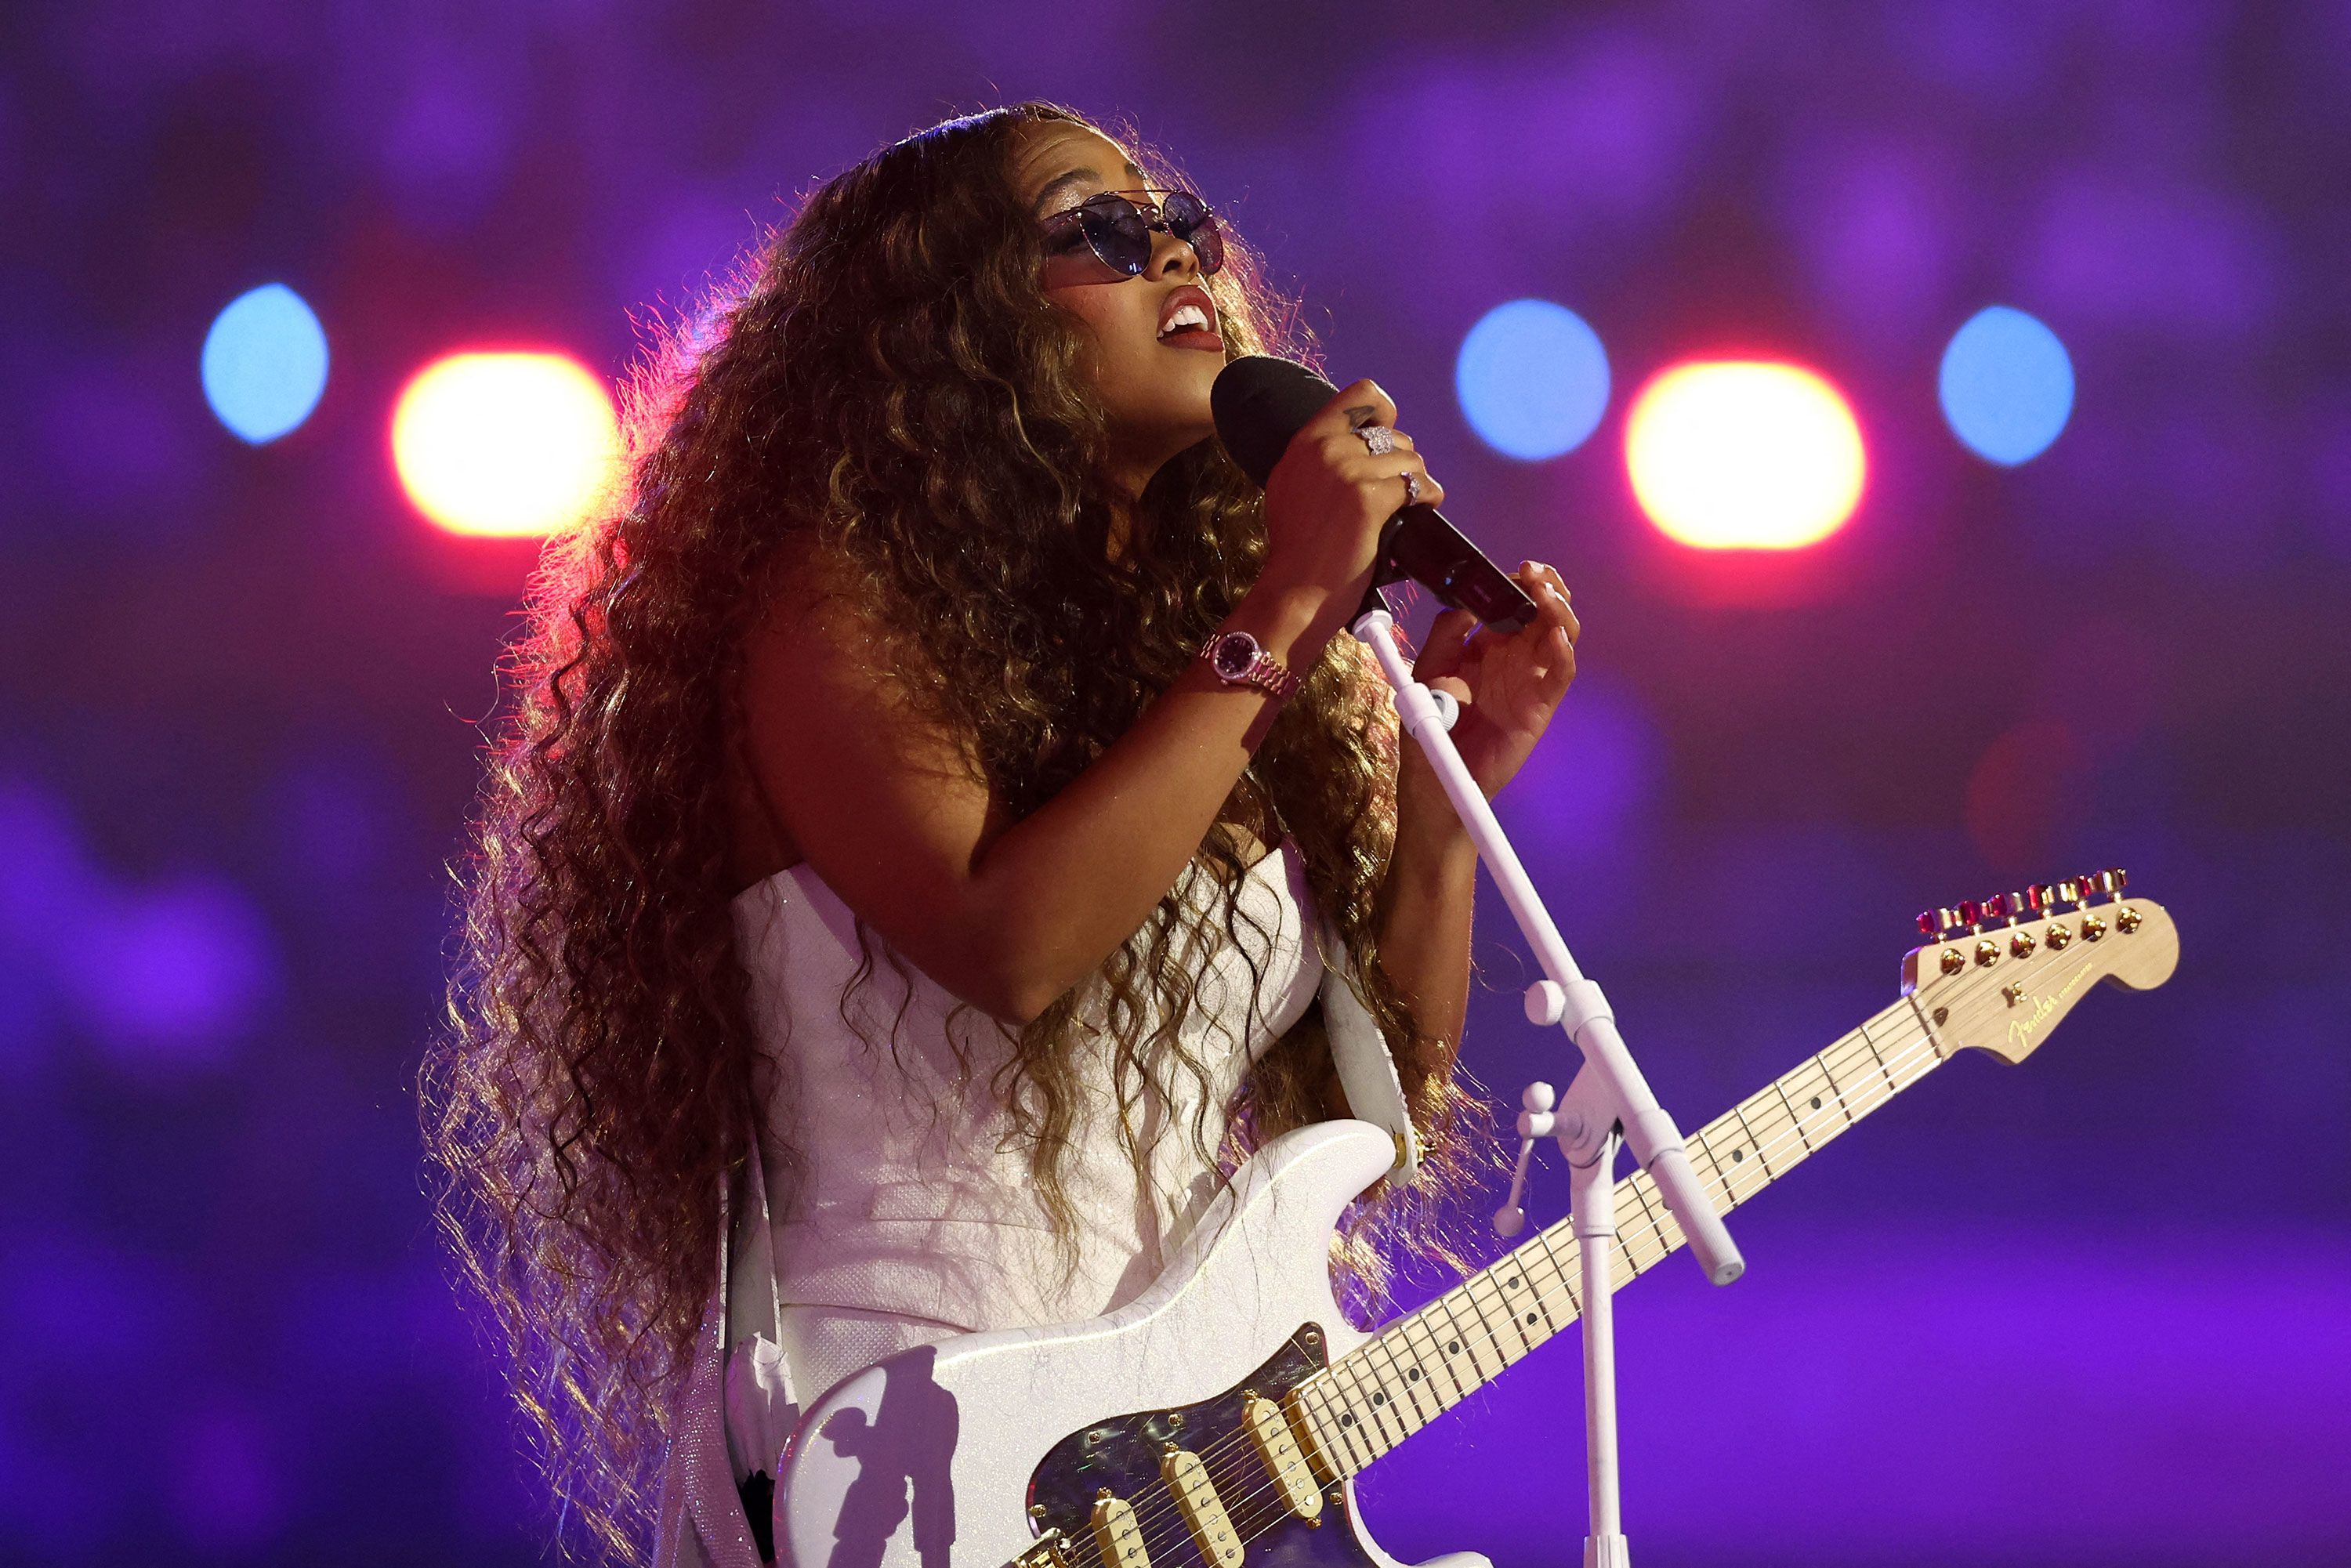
left=1516, top=559, right=1578, bottom=646
left=1304, top=377, right=1399, bottom=440
left=1412, top=607, right=1480, bottom=679
left=1319, top=442, right=1446, bottom=511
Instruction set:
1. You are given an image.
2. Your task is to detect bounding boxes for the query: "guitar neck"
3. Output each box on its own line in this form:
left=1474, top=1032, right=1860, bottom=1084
left=1290, top=993, right=1950, bottom=1476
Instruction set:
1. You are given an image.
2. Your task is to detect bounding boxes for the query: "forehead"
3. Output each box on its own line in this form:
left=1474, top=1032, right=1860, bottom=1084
left=1010, top=122, right=1147, bottom=212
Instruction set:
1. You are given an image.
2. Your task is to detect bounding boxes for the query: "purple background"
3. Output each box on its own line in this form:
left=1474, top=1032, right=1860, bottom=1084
left=3, top=2, right=2347, bottom=1563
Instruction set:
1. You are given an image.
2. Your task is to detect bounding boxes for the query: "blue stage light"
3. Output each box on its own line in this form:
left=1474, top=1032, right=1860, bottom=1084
left=1455, top=299, right=1610, bottom=461
left=1938, top=306, right=2074, bottom=465
left=201, top=284, right=328, bottom=444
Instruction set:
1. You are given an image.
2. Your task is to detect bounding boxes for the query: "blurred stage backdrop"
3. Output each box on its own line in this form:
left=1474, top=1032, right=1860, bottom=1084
left=3, top=2, right=2347, bottom=1564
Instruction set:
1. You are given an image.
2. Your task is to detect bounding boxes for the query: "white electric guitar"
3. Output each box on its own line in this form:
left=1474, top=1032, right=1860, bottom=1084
left=773, top=872, right=2178, bottom=1568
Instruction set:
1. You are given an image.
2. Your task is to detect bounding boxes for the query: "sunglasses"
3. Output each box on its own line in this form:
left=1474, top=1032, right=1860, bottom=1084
left=1040, top=188, right=1226, bottom=282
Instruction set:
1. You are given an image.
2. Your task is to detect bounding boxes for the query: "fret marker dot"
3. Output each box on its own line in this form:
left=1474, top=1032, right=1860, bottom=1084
left=1407, top=1368, right=1422, bottom=1381
left=1524, top=1312, right=1538, bottom=1324
left=1340, top=1414, right=1354, bottom=1426
left=1507, top=1276, right=1520, bottom=1288
left=1810, top=1096, right=1822, bottom=1109
left=1733, top=1149, right=1745, bottom=1161
left=1371, top=1392, right=1386, bottom=1405
left=1447, top=1341, right=1461, bottom=1353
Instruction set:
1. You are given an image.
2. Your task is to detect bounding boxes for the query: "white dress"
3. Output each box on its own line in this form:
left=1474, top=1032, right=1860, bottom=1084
left=733, top=836, right=1324, bottom=1403
left=650, top=838, right=1420, bottom=1568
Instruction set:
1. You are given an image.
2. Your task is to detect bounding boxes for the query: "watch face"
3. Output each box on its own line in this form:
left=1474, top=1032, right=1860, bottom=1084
left=1211, top=632, right=1259, bottom=679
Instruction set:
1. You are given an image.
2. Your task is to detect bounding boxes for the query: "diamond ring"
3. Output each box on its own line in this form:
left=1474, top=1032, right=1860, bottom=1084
left=1356, top=424, right=1397, bottom=456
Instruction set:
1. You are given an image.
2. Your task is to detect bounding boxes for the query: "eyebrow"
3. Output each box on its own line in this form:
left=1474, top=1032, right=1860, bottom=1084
left=1031, top=161, right=1150, bottom=216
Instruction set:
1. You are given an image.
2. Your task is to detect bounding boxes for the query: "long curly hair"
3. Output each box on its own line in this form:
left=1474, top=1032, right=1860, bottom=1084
left=422, top=102, right=1491, bottom=1563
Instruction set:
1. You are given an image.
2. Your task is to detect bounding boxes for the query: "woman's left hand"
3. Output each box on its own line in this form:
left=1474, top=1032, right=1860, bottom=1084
left=1404, top=561, right=1580, bottom=802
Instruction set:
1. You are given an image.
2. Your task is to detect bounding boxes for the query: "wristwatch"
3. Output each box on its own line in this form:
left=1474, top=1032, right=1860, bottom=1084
left=1199, top=628, right=1302, bottom=703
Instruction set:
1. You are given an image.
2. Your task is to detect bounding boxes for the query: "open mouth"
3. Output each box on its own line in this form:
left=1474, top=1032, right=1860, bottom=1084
left=1157, top=285, right=1223, bottom=349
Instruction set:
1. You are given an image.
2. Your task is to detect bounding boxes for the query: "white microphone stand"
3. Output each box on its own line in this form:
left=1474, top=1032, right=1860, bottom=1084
left=1350, top=601, right=1745, bottom=1568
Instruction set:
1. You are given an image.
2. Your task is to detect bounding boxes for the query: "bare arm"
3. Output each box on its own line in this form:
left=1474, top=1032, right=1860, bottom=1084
left=1375, top=756, right=1478, bottom=1076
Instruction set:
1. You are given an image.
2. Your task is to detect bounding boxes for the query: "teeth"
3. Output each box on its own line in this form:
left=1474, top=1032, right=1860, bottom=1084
left=1160, top=303, right=1211, bottom=337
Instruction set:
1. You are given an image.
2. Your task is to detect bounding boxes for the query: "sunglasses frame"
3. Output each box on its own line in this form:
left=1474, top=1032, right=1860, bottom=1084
left=1039, top=187, right=1226, bottom=282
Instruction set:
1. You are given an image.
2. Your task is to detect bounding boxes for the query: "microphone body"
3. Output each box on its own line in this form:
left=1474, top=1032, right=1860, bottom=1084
left=1212, top=357, right=1537, bottom=632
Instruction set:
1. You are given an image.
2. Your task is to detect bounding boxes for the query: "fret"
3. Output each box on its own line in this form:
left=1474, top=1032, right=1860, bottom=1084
left=1848, top=1022, right=1904, bottom=1099
left=1768, top=1077, right=1817, bottom=1155
left=1470, top=1269, right=1536, bottom=1356
left=1531, top=1228, right=1582, bottom=1315
left=1433, top=1288, right=1507, bottom=1385
left=1296, top=1381, right=1367, bottom=1476
left=1367, top=1328, right=1436, bottom=1429
left=1737, top=1089, right=1796, bottom=1172
left=1777, top=1054, right=1849, bottom=1135
left=1394, top=1309, right=1469, bottom=1406
left=1704, top=1103, right=1773, bottom=1200
left=1420, top=1288, right=1495, bottom=1382
left=1870, top=1009, right=1936, bottom=1088
left=1331, top=1354, right=1407, bottom=1452
left=1689, top=1128, right=1740, bottom=1211
left=1621, top=1176, right=1680, bottom=1266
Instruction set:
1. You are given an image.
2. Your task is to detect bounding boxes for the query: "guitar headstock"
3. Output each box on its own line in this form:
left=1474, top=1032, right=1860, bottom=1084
left=1903, top=870, right=2178, bottom=1063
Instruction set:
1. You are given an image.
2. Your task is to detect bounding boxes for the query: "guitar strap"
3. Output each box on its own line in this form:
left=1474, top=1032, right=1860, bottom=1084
left=1315, top=915, right=1424, bottom=1185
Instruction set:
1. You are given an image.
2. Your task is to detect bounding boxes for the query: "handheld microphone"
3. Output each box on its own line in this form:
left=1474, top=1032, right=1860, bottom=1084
left=1211, top=356, right=1538, bottom=633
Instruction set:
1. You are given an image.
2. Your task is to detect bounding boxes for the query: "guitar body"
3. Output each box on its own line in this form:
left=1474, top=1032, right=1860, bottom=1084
left=773, top=1119, right=1487, bottom=1568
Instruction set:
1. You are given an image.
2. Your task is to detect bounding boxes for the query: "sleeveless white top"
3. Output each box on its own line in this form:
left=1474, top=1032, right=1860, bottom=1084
left=727, top=838, right=1324, bottom=1359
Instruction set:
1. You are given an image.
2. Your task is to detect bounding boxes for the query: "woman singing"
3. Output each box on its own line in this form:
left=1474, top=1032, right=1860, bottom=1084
left=426, top=102, right=1580, bottom=1565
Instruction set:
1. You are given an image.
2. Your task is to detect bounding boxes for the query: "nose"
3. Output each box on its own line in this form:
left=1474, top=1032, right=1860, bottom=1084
left=1143, top=221, right=1201, bottom=282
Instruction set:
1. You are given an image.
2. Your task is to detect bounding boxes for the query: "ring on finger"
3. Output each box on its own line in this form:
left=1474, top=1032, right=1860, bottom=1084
left=1356, top=424, right=1397, bottom=456
left=1401, top=469, right=1422, bottom=505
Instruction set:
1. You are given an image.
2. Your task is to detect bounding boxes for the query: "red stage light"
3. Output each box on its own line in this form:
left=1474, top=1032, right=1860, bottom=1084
left=392, top=351, right=621, bottom=538
left=1625, top=361, right=1865, bottom=550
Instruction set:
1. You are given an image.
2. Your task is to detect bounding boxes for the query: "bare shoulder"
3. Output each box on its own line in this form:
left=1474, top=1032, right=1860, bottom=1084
left=734, top=537, right=1009, bottom=948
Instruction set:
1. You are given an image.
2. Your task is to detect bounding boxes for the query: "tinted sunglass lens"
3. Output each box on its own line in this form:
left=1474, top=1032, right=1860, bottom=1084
left=1158, top=192, right=1224, bottom=277
left=1078, top=194, right=1154, bottom=275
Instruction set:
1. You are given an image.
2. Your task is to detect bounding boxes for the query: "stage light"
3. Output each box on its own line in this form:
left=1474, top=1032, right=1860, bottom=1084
left=1939, top=306, right=2074, bottom=465
left=1625, top=361, right=1865, bottom=549
left=1455, top=299, right=1610, bottom=461
left=392, top=352, right=621, bottom=538
left=201, top=284, right=328, bottom=444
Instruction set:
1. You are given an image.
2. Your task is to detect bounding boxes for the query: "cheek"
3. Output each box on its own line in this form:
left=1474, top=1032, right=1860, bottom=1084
left=1047, top=288, right=1159, bottom=396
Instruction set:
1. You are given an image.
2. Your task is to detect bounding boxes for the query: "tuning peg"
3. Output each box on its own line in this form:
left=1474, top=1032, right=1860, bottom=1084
left=1999, top=891, right=2030, bottom=920
left=1914, top=910, right=1940, bottom=937
left=1956, top=899, right=1983, bottom=927
left=1986, top=893, right=2020, bottom=922
left=2026, top=883, right=2053, bottom=913
left=2107, top=867, right=2129, bottom=892
left=2052, top=878, right=2082, bottom=906
left=2077, top=871, right=2110, bottom=903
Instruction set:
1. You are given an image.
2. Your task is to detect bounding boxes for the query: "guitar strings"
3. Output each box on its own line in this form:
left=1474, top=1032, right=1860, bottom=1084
left=1031, top=980, right=2025, bottom=1568
left=1052, top=1014, right=1967, bottom=1566
left=1062, top=1015, right=1949, bottom=1564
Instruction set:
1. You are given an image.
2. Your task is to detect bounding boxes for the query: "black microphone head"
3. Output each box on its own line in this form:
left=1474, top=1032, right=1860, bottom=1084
left=1212, top=356, right=1339, bottom=487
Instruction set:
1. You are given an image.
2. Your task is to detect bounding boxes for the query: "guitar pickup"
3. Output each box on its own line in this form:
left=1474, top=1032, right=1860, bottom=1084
left=1090, top=1492, right=1149, bottom=1568
left=1242, top=1394, right=1324, bottom=1521
left=1160, top=1447, right=1244, bottom=1566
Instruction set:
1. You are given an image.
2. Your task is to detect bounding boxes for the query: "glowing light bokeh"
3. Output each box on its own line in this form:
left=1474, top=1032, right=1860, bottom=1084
left=1455, top=298, right=1611, bottom=460
left=1939, top=305, right=2074, bottom=465
left=391, top=352, right=621, bottom=537
left=201, top=284, right=329, bottom=444
left=1625, top=361, right=1865, bottom=549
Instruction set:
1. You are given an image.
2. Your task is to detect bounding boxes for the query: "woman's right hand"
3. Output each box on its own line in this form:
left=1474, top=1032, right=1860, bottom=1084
left=1252, top=378, right=1445, bottom=643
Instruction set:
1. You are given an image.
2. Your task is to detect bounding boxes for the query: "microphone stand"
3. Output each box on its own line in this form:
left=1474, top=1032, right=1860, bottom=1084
left=1348, top=588, right=1745, bottom=1568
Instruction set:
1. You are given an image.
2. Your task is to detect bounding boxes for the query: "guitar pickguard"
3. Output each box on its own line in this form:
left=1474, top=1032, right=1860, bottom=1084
left=1023, top=1326, right=1375, bottom=1567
